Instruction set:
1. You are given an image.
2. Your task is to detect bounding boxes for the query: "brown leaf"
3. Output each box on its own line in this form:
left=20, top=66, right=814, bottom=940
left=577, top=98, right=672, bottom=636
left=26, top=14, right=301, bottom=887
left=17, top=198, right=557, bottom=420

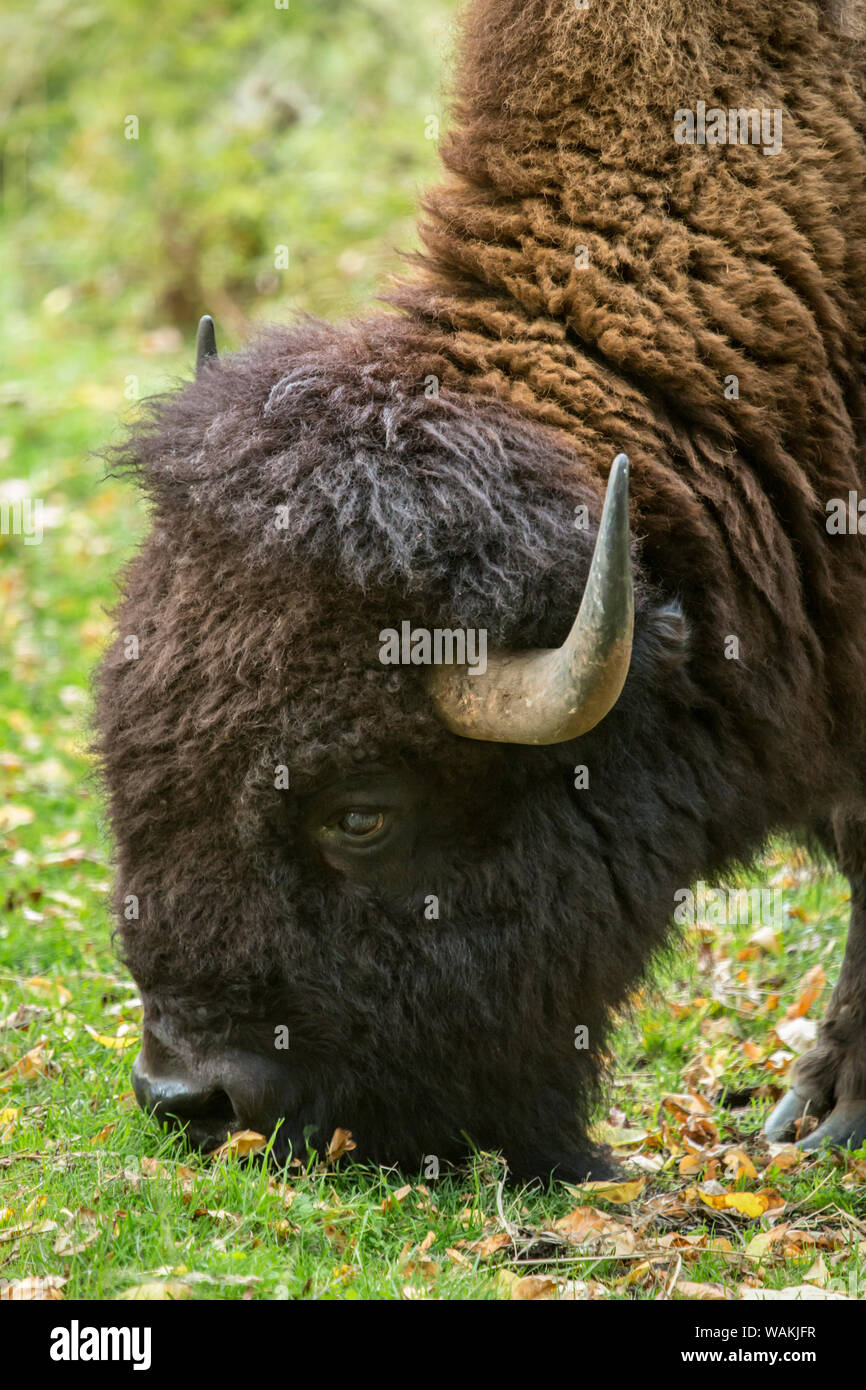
left=324, top=1128, right=356, bottom=1163
left=679, top=1153, right=705, bottom=1176
left=682, top=1115, right=721, bottom=1151
left=463, top=1230, right=513, bottom=1258
left=509, top=1274, right=558, bottom=1300
left=89, top=1123, right=116, bottom=1146
left=0, top=1045, right=51, bottom=1088
left=785, top=965, right=826, bottom=1020
left=676, top=1280, right=734, bottom=1300
left=662, top=1091, right=713, bottom=1119
left=552, top=1206, right=626, bottom=1242
left=568, top=1178, right=645, bottom=1204
left=723, top=1148, right=758, bottom=1180
left=763, top=1144, right=802, bottom=1172
left=206, top=1129, right=268, bottom=1160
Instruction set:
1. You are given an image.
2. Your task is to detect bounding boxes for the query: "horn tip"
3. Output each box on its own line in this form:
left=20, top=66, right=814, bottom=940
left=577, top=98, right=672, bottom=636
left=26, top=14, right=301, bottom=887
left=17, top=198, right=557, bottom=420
left=195, top=314, right=218, bottom=375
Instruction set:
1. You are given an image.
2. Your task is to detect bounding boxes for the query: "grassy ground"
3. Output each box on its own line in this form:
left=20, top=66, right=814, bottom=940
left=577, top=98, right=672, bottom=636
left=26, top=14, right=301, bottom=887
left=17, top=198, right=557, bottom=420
left=2, top=0, right=865, bottom=1303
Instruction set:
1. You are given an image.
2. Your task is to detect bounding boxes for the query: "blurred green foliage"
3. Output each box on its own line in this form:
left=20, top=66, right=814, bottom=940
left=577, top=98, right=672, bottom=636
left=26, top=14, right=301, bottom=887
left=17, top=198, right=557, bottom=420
left=3, top=0, right=456, bottom=348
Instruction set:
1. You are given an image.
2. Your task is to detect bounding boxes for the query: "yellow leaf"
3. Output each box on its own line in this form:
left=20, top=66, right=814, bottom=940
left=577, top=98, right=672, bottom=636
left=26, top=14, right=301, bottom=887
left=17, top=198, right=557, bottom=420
left=615, top=1261, right=653, bottom=1288
left=746, top=1225, right=789, bottom=1259
left=591, top=1123, right=649, bottom=1148
left=84, top=1026, right=138, bottom=1051
left=699, top=1189, right=777, bottom=1219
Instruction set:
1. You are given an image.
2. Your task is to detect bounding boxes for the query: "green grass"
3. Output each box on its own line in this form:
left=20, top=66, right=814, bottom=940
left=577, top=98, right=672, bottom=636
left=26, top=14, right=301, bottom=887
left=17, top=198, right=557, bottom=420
left=2, top=0, right=864, bottom=1303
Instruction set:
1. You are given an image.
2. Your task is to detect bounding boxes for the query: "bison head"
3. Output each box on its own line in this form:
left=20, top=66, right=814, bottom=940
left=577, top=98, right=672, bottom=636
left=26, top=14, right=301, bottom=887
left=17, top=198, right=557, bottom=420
left=97, top=317, right=691, bottom=1182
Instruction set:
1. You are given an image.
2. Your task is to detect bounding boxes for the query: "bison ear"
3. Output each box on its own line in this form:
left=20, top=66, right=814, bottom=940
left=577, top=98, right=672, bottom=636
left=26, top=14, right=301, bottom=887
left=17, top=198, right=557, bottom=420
left=821, top=0, right=865, bottom=37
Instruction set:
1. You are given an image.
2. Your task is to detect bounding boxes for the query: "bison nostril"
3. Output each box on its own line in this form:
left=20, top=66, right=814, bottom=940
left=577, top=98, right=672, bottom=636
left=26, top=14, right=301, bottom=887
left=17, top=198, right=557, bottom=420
left=161, top=1086, right=234, bottom=1125
left=132, top=1059, right=236, bottom=1127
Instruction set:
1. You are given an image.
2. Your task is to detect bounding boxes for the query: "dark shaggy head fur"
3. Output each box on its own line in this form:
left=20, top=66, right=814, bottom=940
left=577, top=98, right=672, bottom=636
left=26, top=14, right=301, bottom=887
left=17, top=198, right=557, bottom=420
left=96, top=0, right=866, bottom=1179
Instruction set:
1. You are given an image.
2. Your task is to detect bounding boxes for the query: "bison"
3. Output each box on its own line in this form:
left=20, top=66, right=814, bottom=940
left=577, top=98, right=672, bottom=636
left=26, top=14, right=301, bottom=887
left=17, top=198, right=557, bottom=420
left=97, top=0, right=866, bottom=1182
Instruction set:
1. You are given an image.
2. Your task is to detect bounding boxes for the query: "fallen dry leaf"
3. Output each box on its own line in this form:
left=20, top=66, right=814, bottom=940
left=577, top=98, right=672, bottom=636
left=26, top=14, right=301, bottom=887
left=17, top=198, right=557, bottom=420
left=0, top=1219, right=58, bottom=1244
left=463, top=1230, right=513, bottom=1258
left=117, top=1281, right=191, bottom=1301
left=25, top=977, right=72, bottom=1005
left=0, top=1045, right=51, bottom=1088
left=675, top=1280, right=734, bottom=1300
left=206, top=1130, right=268, bottom=1160
left=745, top=1225, right=789, bottom=1260
left=699, top=1188, right=783, bottom=1219
left=83, top=1026, right=138, bottom=1052
left=508, top=1274, right=558, bottom=1300
left=89, top=1123, right=116, bottom=1146
left=568, top=1178, right=646, bottom=1204
left=0, top=1276, right=66, bottom=1301
left=552, top=1206, right=627, bottom=1242
left=679, top=1153, right=705, bottom=1177
left=324, top=1128, right=356, bottom=1163
left=723, top=1148, right=758, bottom=1180
left=763, top=1144, right=802, bottom=1172
left=663, top=1091, right=714, bottom=1118
left=804, top=1255, right=831, bottom=1288
left=785, top=965, right=826, bottom=1020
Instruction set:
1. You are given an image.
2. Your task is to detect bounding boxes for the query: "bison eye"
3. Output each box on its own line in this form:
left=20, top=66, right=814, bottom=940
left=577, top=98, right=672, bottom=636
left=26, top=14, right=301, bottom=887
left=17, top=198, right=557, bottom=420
left=337, top=809, right=386, bottom=839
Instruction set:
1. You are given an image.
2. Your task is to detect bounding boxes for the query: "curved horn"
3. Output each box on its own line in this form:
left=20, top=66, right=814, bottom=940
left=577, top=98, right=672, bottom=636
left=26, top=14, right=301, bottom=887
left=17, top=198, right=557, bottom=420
left=195, top=314, right=218, bottom=375
left=428, top=453, right=634, bottom=745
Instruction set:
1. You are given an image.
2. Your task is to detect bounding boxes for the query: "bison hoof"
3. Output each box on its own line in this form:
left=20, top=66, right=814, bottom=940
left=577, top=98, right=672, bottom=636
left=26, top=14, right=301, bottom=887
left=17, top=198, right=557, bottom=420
left=762, top=1086, right=813, bottom=1142
left=796, top=1100, right=866, bottom=1153
left=763, top=1089, right=866, bottom=1151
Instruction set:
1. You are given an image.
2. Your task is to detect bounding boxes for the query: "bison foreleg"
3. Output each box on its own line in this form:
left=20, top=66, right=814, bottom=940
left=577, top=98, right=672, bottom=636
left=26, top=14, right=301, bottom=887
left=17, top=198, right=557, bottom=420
left=764, top=811, right=866, bottom=1150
